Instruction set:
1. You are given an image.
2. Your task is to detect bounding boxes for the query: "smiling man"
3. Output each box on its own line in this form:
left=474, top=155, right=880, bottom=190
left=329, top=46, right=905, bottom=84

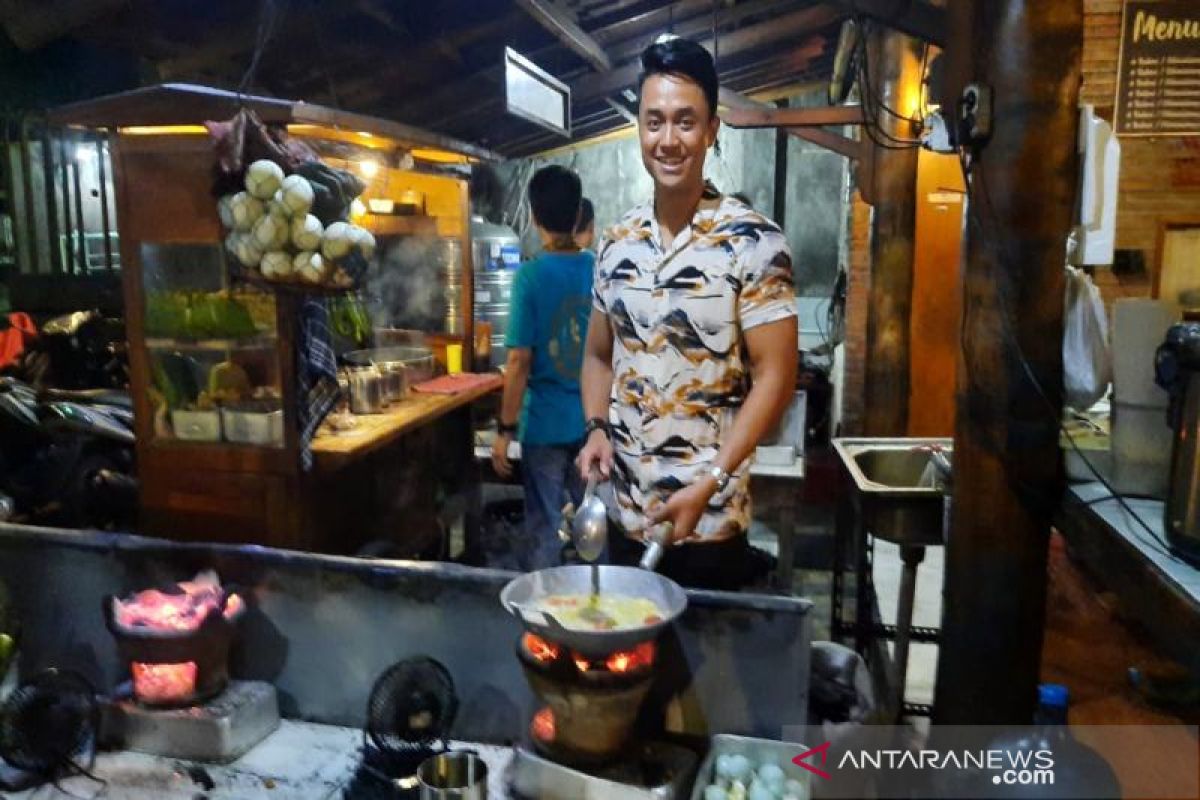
left=576, top=36, right=798, bottom=590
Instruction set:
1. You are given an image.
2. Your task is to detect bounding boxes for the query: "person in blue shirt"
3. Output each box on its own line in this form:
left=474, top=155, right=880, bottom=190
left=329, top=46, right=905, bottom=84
left=574, top=197, right=595, bottom=251
left=491, top=166, right=594, bottom=570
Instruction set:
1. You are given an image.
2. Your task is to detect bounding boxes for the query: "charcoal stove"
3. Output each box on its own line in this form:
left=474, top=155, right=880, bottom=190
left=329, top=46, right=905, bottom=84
left=510, top=632, right=697, bottom=800
left=99, top=571, right=279, bottom=762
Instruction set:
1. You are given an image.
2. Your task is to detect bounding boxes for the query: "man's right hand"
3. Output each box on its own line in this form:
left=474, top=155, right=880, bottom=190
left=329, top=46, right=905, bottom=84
left=576, top=429, right=614, bottom=479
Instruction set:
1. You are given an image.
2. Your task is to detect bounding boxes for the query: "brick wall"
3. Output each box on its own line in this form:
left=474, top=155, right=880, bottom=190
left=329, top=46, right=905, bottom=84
left=841, top=189, right=872, bottom=436
left=1083, top=0, right=1200, bottom=304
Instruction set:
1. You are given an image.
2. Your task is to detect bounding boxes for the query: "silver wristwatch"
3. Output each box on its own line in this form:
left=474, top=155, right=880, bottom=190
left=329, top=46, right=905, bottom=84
left=707, top=465, right=731, bottom=492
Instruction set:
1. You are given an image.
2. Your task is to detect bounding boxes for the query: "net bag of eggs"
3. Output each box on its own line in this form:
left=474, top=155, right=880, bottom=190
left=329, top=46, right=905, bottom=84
left=216, top=158, right=375, bottom=290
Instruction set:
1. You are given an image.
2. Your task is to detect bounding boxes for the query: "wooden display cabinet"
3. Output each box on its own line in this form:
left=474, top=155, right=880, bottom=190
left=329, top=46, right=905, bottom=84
left=49, top=84, right=496, bottom=551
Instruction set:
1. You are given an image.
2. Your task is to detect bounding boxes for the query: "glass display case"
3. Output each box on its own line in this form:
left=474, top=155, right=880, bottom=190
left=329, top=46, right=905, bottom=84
left=48, top=83, right=485, bottom=550
left=140, top=243, right=283, bottom=447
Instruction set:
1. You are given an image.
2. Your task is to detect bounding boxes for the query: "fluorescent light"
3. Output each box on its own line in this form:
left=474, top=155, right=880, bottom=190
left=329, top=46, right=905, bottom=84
left=367, top=198, right=395, bottom=214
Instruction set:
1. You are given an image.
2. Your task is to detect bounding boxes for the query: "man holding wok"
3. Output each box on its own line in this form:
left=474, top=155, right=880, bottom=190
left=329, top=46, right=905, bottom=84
left=577, top=36, right=798, bottom=591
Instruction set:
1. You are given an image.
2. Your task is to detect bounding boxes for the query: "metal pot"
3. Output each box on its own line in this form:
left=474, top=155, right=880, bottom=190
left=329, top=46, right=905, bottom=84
left=344, top=345, right=436, bottom=387
left=347, top=367, right=385, bottom=415
left=417, top=751, right=487, bottom=800
left=499, top=565, right=687, bottom=657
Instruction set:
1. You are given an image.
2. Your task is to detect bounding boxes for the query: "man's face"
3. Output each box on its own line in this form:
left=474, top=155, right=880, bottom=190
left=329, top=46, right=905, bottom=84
left=638, top=73, right=719, bottom=193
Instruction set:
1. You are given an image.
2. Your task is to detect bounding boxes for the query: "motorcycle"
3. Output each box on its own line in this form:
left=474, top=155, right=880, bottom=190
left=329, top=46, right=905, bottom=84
left=0, top=383, right=136, bottom=530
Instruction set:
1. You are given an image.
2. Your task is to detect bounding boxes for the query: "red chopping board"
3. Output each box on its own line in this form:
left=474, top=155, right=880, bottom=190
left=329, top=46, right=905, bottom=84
left=412, top=372, right=502, bottom=395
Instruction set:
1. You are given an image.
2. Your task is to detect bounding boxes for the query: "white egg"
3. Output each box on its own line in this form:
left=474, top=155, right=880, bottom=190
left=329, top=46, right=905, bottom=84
left=260, top=250, right=293, bottom=280
left=267, top=191, right=291, bottom=219
left=291, top=213, right=323, bottom=251
left=217, top=194, right=237, bottom=229
left=783, top=779, right=804, bottom=797
left=252, top=211, right=290, bottom=250
left=727, top=755, right=753, bottom=782
left=747, top=781, right=774, bottom=800
left=293, top=251, right=326, bottom=284
left=280, top=174, right=314, bottom=216
left=704, top=785, right=728, bottom=800
left=233, top=235, right=264, bottom=268
left=229, top=191, right=264, bottom=231
left=348, top=224, right=376, bottom=260
left=245, top=159, right=284, bottom=199
left=320, top=221, right=354, bottom=260
left=758, top=763, right=785, bottom=787
left=716, top=754, right=737, bottom=780
left=223, top=230, right=242, bottom=255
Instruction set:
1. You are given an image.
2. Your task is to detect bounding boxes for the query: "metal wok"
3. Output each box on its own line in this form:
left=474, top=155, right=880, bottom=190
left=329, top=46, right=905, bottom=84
left=499, top=565, right=687, bottom=657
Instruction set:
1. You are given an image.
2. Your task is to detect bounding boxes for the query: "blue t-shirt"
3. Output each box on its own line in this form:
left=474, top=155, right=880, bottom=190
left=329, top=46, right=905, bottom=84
left=504, top=250, right=594, bottom=445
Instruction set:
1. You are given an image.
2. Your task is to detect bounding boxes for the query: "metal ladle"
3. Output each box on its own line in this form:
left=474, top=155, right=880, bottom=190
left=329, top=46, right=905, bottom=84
left=571, top=469, right=608, bottom=562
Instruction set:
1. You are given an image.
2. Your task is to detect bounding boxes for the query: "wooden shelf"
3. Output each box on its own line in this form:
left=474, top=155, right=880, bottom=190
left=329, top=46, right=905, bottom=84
left=145, top=335, right=277, bottom=350
left=360, top=215, right=438, bottom=237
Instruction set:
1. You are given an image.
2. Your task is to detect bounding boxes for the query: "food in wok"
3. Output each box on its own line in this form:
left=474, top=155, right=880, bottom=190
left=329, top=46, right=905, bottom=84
left=534, top=593, right=663, bottom=631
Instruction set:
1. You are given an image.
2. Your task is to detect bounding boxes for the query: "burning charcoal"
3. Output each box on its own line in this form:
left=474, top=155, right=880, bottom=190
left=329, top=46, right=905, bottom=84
left=112, top=570, right=240, bottom=633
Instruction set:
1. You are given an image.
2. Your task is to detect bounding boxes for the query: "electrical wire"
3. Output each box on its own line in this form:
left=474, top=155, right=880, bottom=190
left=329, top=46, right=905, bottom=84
left=955, top=146, right=1185, bottom=563
left=308, top=0, right=343, bottom=111
left=852, top=18, right=924, bottom=151
left=237, top=0, right=282, bottom=99
left=852, top=26, right=923, bottom=151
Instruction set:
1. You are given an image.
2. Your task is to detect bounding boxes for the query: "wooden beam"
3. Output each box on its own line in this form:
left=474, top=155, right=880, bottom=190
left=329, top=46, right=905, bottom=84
left=719, top=87, right=866, bottom=161
left=721, top=104, right=865, bottom=128
left=570, top=4, right=842, bottom=107
left=862, top=27, right=921, bottom=439
left=934, top=0, right=1081, bottom=726
left=604, top=98, right=637, bottom=125
left=515, top=0, right=612, bottom=72
left=382, top=0, right=831, bottom=125
left=833, top=0, right=946, bottom=46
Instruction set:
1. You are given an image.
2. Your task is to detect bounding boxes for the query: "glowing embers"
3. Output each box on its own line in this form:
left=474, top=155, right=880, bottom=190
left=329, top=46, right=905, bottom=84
left=130, top=661, right=198, bottom=705
left=519, top=633, right=655, bottom=676
left=104, top=571, right=245, bottom=707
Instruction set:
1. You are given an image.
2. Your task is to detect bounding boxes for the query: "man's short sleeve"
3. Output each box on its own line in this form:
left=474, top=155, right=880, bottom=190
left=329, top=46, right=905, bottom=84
left=739, top=227, right=797, bottom=330
left=504, top=263, right=536, bottom=349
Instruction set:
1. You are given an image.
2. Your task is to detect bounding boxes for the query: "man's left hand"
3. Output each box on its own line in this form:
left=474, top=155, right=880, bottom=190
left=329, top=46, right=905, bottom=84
left=491, top=433, right=513, bottom=479
left=646, top=479, right=715, bottom=544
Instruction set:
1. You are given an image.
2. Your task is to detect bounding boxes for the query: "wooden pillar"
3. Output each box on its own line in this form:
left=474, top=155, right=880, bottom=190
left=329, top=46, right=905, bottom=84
left=933, top=0, right=1082, bottom=724
left=863, top=27, right=922, bottom=436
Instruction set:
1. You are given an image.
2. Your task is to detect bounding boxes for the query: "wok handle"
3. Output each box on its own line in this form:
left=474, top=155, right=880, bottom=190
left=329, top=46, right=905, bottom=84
left=638, top=522, right=673, bottom=570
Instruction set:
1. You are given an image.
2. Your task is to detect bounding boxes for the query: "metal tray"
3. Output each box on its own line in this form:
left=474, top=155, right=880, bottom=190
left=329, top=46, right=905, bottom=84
left=511, top=742, right=698, bottom=800
left=689, top=734, right=812, bottom=800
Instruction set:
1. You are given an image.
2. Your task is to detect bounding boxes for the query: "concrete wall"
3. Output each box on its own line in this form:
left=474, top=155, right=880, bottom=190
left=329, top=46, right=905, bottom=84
left=495, top=89, right=850, bottom=298
left=0, top=523, right=812, bottom=742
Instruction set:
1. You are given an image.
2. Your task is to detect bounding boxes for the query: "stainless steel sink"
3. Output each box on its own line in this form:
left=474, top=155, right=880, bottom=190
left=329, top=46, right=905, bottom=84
left=833, top=437, right=952, bottom=546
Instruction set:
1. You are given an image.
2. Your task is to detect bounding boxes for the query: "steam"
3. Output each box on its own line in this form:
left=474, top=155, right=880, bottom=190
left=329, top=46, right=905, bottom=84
left=365, top=233, right=450, bottom=333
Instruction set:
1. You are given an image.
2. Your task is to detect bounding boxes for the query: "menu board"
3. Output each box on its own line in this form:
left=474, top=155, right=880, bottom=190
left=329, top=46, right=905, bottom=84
left=1115, top=0, right=1200, bottom=136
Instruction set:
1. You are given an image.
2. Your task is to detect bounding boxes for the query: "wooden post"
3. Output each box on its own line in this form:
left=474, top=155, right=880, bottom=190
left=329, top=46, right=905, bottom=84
left=934, top=0, right=1082, bottom=724
left=863, top=26, right=922, bottom=436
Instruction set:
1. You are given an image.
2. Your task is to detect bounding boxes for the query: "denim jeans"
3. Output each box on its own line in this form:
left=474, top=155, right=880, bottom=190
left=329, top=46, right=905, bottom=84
left=521, top=441, right=585, bottom=571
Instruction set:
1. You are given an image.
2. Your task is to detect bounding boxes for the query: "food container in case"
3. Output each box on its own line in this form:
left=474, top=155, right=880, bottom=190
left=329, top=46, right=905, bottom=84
left=690, top=734, right=812, bottom=800
left=171, top=409, right=221, bottom=442
left=221, top=402, right=284, bottom=446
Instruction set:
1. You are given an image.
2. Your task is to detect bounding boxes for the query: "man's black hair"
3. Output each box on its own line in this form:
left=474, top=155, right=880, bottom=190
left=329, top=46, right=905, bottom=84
left=528, top=165, right=582, bottom=234
left=638, top=37, right=719, bottom=117
left=575, top=197, right=595, bottom=234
